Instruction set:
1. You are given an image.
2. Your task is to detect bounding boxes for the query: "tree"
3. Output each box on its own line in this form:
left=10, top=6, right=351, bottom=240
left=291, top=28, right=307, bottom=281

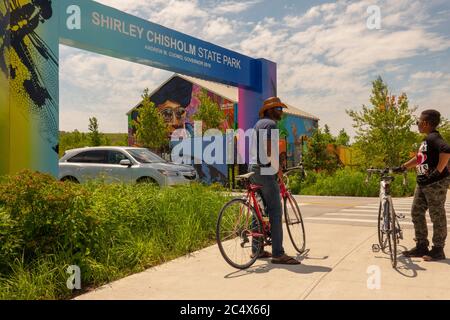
left=132, top=88, right=168, bottom=150
left=59, top=131, right=127, bottom=156
left=303, top=126, right=340, bottom=172
left=59, top=129, right=89, bottom=157
left=88, top=117, right=102, bottom=146
left=336, top=128, right=350, bottom=146
left=322, top=124, right=335, bottom=144
left=192, top=91, right=226, bottom=133
left=438, top=118, right=450, bottom=143
left=346, top=77, right=417, bottom=168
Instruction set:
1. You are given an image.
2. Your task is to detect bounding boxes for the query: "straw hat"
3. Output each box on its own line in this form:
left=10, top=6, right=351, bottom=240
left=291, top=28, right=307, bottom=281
left=259, top=97, right=288, bottom=118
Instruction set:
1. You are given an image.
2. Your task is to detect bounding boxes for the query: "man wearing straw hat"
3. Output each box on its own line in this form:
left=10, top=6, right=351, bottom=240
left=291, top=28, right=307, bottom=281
left=249, top=97, right=301, bottom=265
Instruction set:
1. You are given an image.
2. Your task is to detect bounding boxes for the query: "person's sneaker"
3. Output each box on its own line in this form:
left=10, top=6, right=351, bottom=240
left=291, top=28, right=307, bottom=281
left=423, top=246, right=446, bottom=261
left=403, top=243, right=429, bottom=257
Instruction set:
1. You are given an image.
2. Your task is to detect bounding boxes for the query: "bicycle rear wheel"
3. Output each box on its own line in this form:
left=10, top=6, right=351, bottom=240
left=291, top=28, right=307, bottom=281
left=283, top=193, right=306, bottom=254
left=216, top=198, right=263, bottom=269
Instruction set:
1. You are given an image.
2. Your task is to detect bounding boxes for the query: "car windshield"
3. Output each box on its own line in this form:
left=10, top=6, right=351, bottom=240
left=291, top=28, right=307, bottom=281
left=127, top=148, right=167, bottom=163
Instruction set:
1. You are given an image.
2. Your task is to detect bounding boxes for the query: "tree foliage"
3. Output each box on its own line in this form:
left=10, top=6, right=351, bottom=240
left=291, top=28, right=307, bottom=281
left=132, top=88, right=169, bottom=150
left=192, top=91, right=226, bottom=133
left=303, top=126, right=340, bottom=172
left=88, top=117, right=102, bottom=146
left=346, top=77, right=417, bottom=168
left=438, top=117, right=450, bottom=143
left=59, top=130, right=89, bottom=157
left=336, top=128, right=350, bottom=146
left=59, top=130, right=127, bottom=157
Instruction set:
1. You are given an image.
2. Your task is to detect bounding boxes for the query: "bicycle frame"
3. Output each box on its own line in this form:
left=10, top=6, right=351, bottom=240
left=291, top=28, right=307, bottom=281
left=244, top=171, right=300, bottom=239
left=240, top=165, right=305, bottom=245
left=279, top=164, right=305, bottom=199
left=279, top=177, right=289, bottom=199
left=379, top=177, right=394, bottom=231
left=244, top=184, right=270, bottom=242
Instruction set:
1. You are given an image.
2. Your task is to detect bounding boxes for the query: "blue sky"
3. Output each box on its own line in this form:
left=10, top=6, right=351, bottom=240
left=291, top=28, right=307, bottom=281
left=59, top=0, right=450, bottom=137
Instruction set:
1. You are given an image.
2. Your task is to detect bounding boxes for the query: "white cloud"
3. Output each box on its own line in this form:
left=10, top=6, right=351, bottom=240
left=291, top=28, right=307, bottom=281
left=411, top=71, right=450, bottom=80
left=59, top=47, right=172, bottom=132
left=203, top=17, right=235, bottom=38
left=215, top=1, right=262, bottom=15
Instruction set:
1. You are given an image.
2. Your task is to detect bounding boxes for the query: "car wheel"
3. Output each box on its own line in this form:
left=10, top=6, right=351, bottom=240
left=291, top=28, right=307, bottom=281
left=61, top=176, right=79, bottom=183
left=137, top=177, right=159, bottom=186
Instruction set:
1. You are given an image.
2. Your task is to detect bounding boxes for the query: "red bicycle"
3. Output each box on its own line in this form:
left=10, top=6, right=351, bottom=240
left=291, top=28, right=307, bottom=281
left=216, top=165, right=306, bottom=269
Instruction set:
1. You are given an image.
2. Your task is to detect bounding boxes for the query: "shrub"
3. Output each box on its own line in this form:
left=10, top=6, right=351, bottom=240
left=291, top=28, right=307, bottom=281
left=0, top=171, right=97, bottom=271
left=0, top=171, right=228, bottom=299
left=289, top=168, right=416, bottom=197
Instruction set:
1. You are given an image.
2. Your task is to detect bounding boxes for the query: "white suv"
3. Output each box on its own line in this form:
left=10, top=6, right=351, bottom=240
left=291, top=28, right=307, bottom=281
left=59, top=147, right=197, bottom=186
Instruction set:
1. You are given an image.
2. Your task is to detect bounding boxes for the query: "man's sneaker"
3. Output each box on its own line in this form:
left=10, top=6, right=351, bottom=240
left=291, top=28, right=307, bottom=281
left=403, top=243, right=429, bottom=257
left=423, top=246, right=446, bottom=261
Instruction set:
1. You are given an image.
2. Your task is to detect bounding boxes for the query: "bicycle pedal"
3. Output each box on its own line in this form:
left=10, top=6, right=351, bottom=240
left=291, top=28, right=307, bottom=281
left=372, top=244, right=381, bottom=253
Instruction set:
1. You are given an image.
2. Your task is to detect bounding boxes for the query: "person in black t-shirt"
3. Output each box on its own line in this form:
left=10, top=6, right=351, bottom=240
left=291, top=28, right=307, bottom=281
left=397, top=110, right=450, bottom=261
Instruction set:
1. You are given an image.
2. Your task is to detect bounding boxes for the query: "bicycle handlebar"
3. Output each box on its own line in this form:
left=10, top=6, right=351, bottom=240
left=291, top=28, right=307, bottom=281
left=283, top=162, right=306, bottom=177
left=281, top=163, right=307, bottom=190
left=284, top=166, right=304, bottom=174
left=365, top=168, right=408, bottom=186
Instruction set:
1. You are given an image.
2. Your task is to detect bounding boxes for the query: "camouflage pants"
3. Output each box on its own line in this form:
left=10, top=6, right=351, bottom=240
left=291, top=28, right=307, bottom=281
left=411, top=177, right=450, bottom=247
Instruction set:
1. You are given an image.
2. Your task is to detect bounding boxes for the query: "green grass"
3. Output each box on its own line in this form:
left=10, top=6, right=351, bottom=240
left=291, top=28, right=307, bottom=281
left=0, top=171, right=230, bottom=300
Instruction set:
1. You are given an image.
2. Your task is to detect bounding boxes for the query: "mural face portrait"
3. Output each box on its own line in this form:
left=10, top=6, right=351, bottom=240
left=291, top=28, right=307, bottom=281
left=158, top=100, right=186, bottom=133
left=151, top=77, right=193, bottom=136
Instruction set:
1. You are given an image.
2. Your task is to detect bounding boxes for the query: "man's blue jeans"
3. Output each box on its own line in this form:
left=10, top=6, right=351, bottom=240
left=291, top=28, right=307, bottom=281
left=249, top=164, right=285, bottom=258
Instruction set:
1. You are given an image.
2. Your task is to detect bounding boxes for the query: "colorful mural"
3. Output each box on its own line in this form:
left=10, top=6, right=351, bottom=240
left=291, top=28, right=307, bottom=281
left=128, top=76, right=319, bottom=185
left=1, top=0, right=59, bottom=175
left=129, top=76, right=235, bottom=145
left=278, top=114, right=318, bottom=166
left=128, top=76, right=235, bottom=185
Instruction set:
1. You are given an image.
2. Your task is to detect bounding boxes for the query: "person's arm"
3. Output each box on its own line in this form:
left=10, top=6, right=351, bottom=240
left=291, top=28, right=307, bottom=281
left=436, top=153, right=450, bottom=173
left=435, top=137, right=450, bottom=173
left=402, top=156, right=417, bottom=169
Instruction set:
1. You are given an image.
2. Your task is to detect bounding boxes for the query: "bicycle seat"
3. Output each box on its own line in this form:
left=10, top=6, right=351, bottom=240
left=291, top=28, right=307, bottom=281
left=236, top=172, right=255, bottom=180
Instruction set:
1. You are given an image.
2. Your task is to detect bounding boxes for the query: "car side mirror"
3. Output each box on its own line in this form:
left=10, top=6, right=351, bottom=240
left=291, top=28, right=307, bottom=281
left=120, top=159, right=132, bottom=167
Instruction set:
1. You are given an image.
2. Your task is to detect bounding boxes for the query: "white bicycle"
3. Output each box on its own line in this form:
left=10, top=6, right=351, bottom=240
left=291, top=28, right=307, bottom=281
left=366, top=168, right=407, bottom=268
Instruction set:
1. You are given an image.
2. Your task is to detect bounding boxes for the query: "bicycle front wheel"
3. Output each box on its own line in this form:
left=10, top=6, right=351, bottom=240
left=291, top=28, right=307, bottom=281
left=216, top=198, right=263, bottom=269
left=283, top=193, right=306, bottom=254
left=378, top=201, right=388, bottom=251
left=389, top=206, right=398, bottom=268
left=381, top=200, right=397, bottom=268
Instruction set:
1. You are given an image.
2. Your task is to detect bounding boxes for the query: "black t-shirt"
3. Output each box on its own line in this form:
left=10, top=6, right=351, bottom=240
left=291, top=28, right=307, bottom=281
left=416, top=130, right=450, bottom=186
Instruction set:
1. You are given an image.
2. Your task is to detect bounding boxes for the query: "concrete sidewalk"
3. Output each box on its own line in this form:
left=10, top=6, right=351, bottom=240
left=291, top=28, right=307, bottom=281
left=76, top=221, right=450, bottom=300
